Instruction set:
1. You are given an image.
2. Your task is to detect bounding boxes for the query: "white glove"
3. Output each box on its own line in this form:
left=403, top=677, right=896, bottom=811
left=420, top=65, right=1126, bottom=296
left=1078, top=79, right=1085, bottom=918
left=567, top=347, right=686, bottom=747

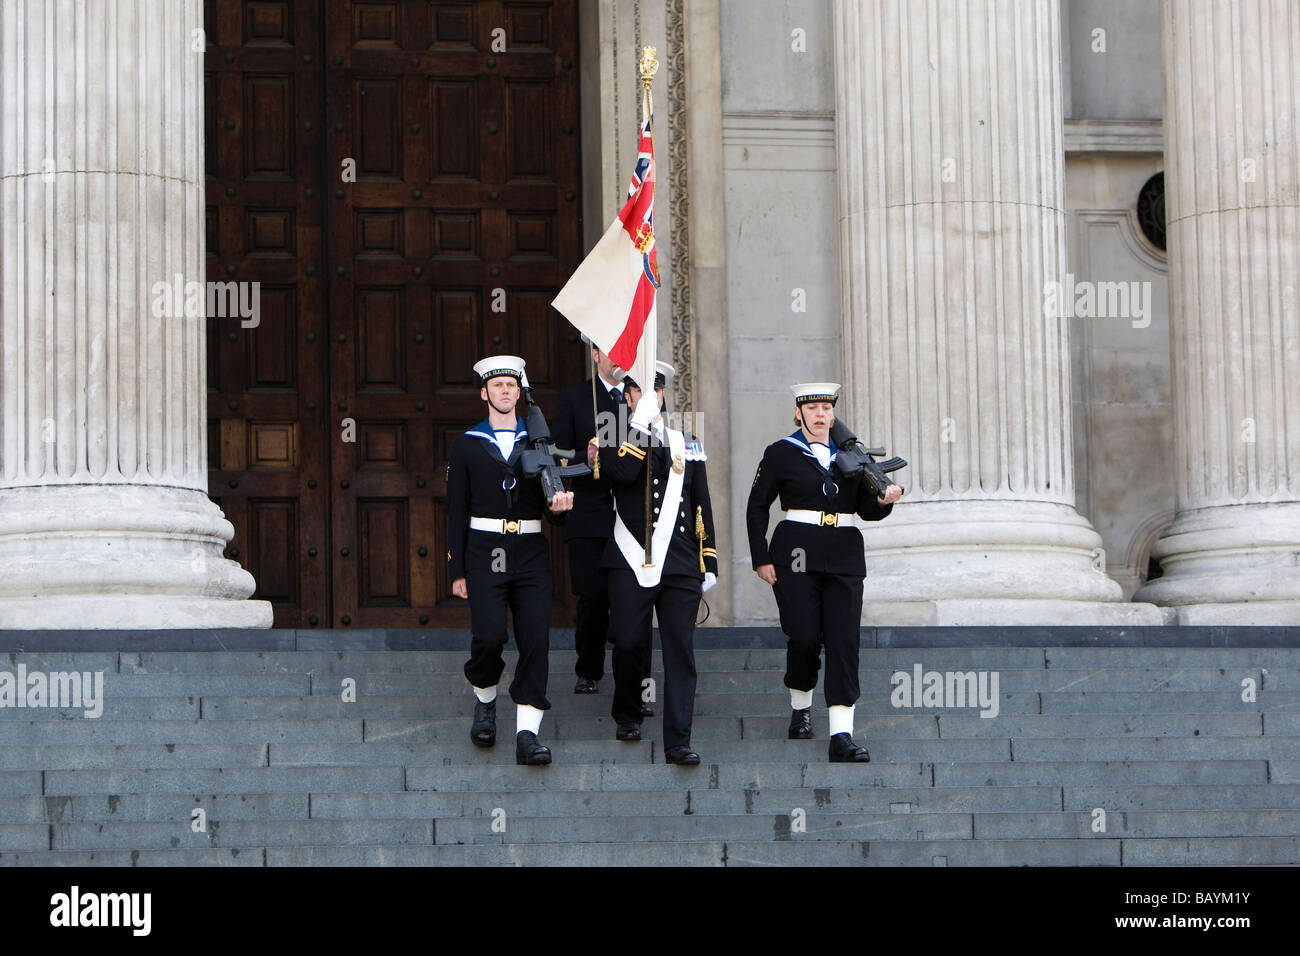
left=702, top=571, right=717, bottom=593
left=630, top=391, right=661, bottom=431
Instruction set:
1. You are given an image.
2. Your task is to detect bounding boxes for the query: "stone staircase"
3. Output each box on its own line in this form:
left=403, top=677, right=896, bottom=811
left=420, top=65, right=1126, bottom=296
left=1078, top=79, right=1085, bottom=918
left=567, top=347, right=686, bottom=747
left=0, top=629, right=1298, bottom=866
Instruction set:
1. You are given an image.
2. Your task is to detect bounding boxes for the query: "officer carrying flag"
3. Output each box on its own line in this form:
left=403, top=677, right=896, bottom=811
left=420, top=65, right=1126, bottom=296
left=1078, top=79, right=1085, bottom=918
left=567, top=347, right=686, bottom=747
left=601, top=361, right=717, bottom=764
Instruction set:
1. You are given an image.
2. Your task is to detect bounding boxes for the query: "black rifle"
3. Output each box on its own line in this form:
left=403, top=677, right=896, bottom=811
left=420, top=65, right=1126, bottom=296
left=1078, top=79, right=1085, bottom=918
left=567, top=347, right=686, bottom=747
left=829, top=419, right=906, bottom=498
left=519, top=382, right=591, bottom=501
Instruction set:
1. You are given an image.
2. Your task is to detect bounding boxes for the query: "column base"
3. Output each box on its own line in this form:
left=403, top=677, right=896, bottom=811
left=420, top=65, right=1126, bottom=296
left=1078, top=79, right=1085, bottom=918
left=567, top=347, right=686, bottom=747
left=0, top=484, right=272, bottom=629
left=0, top=595, right=273, bottom=630
left=1162, top=602, right=1300, bottom=627
left=861, top=598, right=1167, bottom=626
left=1134, top=503, right=1300, bottom=609
left=861, top=500, right=1126, bottom=603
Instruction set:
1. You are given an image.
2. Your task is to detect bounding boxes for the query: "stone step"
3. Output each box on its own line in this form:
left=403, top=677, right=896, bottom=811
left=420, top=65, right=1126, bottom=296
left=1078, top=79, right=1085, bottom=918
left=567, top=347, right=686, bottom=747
left=434, top=811, right=977, bottom=844
left=394, top=759, right=1278, bottom=792
left=1264, top=761, right=1300, bottom=783
left=1008, top=737, right=1299, bottom=761
left=0, top=773, right=43, bottom=796
left=7, top=836, right=1296, bottom=867
left=365, top=713, right=1270, bottom=741
left=1118, top=836, right=1300, bottom=866
left=0, top=688, right=1283, bottom=722
left=43, top=767, right=406, bottom=796
left=0, top=653, right=119, bottom=672
left=432, top=808, right=1300, bottom=845
left=934, top=714, right=1264, bottom=738
left=190, top=691, right=1293, bottom=720
left=189, top=693, right=1019, bottom=719
left=0, top=825, right=46, bottom=851
left=0, top=786, right=1059, bottom=825
left=276, top=842, right=1118, bottom=868
left=1063, top=783, right=1300, bottom=810
left=48, top=819, right=434, bottom=852
left=971, top=809, right=1300, bottom=840
left=1043, top=648, right=1300, bottom=668
left=263, top=737, right=1015, bottom=767
left=31, top=809, right=1300, bottom=852
left=0, top=698, right=198, bottom=720
left=0, top=712, right=1267, bottom=744
left=103, top=675, right=314, bottom=697
left=9, top=783, right=1300, bottom=826
left=931, top=760, right=1271, bottom=788
left=261, top=736, right=1300, bottom=766
left=1, top=637, right=1295, bottom=867
left=103, top=647, right=1300, bottom=675
left=0, top=719, right=364, bottom=745
left=307, top=785, right=1065, bottom=819
left=0, top=848, right=265, bottom=867
left=363, top=715, right=754, bottom=742
left=718, top=837, right=1300, bottom=866
left=277, top=668, right=1275, bottom=696
left=273, top=841, right=1118, bottom=865
left=14, top=651, right=1293, bottom=684
left=0, top=793, right=314, bottom=827
left=722, top=839, right=1122, bottom=867
left=9, top=660, right=1288, bottom=691
left=115, top=648, right=1063, bottom=672
left=0, top=745, right=269, bottom=772
left=40, top=793, right=308, bottom=825
left=1036, top=692, right=1287, bottom=714
left=1265, top=713, right=1300, bottom=734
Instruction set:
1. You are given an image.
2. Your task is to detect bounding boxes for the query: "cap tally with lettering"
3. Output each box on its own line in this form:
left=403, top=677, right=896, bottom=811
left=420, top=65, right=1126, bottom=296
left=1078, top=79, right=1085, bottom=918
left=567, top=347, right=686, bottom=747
left=791, top=382, right=840, bottom=406
left=473, top=355, right=526, bottom=385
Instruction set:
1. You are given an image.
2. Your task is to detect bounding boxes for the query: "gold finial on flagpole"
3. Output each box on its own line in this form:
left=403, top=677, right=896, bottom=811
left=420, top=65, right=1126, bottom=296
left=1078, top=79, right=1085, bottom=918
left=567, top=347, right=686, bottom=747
left=638, top=46, right=659, bottom=87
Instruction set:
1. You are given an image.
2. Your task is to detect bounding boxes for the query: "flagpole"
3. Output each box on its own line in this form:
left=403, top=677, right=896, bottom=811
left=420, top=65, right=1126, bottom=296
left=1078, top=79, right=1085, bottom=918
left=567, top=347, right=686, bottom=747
left=638, top=46, right=658, bottom=569
left=589, top=349, right=600, bottom=479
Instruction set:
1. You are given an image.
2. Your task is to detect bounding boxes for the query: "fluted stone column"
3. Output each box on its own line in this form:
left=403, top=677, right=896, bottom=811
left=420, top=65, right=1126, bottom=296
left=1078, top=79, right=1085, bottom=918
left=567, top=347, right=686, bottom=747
left=0, top=0, right=271, bottom=628
left=1133, top=0, right=1300, bottom=624
left=834, top=0, right=1161, bottom=625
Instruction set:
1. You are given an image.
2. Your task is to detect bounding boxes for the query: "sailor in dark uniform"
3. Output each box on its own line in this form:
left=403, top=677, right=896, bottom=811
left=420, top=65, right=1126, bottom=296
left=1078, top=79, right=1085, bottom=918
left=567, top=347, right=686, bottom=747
left=446, top=355, right=574, bottom=765
left=601, top=362, right=718, bottom=765
left=746, top=383, right=903, bottom=762
left=552, top=339, right=653, bottom=705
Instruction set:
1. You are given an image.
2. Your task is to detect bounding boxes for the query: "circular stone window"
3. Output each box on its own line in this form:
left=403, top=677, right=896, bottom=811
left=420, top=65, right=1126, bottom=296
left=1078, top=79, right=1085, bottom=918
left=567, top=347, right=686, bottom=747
left=1136, top=172, right=1166, bottom=251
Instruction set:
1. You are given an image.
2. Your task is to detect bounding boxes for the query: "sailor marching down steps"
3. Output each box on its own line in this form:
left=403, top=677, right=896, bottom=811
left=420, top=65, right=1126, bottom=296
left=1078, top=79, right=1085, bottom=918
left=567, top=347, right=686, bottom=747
left=445, top=355, right=575, bottom=766
left=747, top=382, right=904, bottom=762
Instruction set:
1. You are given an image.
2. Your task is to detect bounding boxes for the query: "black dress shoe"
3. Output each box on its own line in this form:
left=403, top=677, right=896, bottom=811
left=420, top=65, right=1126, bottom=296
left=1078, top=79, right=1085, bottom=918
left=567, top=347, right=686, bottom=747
left=616, top=722, right=641, bottom=741
left=574, top=678, right=598, bottom=694
left=640, top=703, right=655, bottom=718
left=470, top=699, right=496, bottom=748
left=788, top=708, right=814, bottom=740
left=515, top=730, right=552, bottom=766
left=828, top=732, right=870, bottom=763
left=663, top=745, right=700, bottom=765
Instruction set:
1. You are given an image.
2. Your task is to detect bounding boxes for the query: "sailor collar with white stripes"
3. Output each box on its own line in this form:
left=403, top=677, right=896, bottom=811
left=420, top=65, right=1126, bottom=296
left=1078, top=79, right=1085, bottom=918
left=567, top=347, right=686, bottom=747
left=781, top=429, right=836, bottom=471
left=465, top=418, right=527, bottom=442
left=465, top=418, right=528, bottom=460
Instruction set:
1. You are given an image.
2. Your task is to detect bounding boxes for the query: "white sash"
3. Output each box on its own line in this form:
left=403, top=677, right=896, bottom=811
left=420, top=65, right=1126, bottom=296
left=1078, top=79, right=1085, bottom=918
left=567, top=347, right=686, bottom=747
left=613, top=426, right=686, bottom=588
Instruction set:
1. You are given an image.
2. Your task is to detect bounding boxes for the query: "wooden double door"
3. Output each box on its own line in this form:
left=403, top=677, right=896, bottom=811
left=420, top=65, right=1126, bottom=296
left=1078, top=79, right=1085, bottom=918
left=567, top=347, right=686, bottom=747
left=204, top=0, right=584, bottom=627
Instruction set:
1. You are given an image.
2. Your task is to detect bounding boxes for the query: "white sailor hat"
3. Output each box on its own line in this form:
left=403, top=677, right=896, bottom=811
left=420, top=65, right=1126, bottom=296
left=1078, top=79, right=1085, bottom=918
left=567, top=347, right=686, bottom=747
left=654, top=361, right=675, bottom=390
left=791, top=382, right=840, bottom=405
left=473, top=355, right=526, bottom=384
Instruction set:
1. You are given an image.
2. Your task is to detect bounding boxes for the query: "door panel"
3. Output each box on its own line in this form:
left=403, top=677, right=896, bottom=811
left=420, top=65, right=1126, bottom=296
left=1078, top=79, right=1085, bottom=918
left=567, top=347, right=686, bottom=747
left=206, top=0, right=582, bottom=627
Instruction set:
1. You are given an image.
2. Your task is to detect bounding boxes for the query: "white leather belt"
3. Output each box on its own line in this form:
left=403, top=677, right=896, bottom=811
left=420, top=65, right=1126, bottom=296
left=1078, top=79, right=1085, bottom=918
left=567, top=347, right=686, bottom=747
left=470, top=517, right=542, bottom=534
left=784, top=510, right=858, bottom=528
